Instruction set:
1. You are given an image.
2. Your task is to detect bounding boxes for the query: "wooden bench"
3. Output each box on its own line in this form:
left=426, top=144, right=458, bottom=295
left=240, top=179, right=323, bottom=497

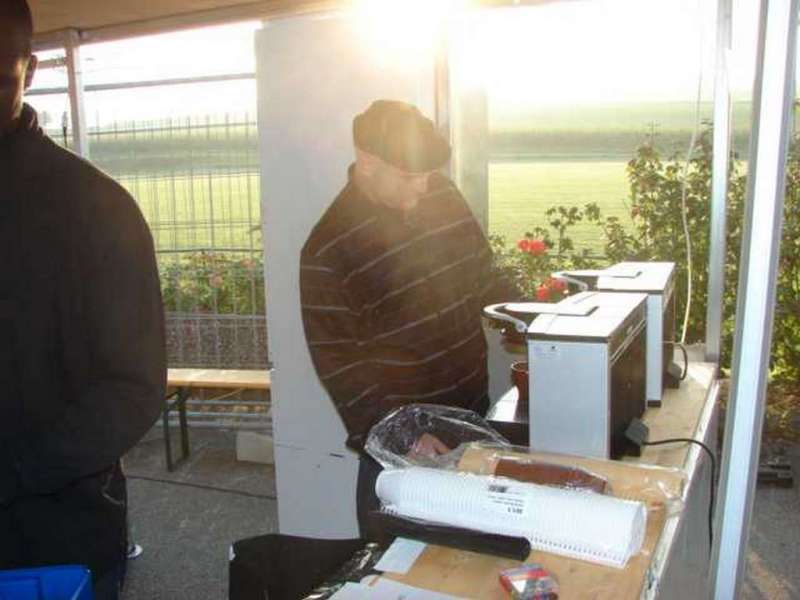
left=164, top=368, right=271, bottom=471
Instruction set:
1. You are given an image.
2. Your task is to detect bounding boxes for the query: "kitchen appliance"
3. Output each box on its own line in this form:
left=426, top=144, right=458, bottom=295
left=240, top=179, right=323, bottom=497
left=484, top=291, right=648, bottom=459
left=556, top=262, right=677, bottom=407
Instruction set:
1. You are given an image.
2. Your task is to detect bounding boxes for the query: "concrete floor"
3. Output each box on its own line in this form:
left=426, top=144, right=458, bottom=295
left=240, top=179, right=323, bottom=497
left=741, top=445, right=800, bottom=600
left=122, top=428, right=278, bottom=600
left=119, top=427, right=799, bottom=600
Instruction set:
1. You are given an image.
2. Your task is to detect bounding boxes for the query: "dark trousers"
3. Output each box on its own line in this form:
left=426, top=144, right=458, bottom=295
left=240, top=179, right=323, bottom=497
left=229, top=535, right=365, bottom=600
left=93, top=563, right=124, bottom=600
left=0, top=462, right=128, bottom=595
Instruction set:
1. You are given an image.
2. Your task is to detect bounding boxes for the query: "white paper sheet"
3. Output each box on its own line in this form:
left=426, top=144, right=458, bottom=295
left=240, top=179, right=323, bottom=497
left=374, top=538, right=427, bottom=575
left=368, top=579, right=466, bottom=599
left=328, top=582, right=372, bottom=599
left=329, top=579, right=465, bottom=600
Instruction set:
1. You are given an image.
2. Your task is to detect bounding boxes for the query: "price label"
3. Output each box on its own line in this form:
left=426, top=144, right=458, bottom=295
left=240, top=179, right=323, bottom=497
left=486, top=483, right=528, bottom=518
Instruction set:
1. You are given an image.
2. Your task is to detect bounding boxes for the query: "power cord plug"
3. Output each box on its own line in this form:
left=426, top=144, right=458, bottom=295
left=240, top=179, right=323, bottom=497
left=625, top=418, right=650, bottom=447
left=624, top=417, right=716, bottom=552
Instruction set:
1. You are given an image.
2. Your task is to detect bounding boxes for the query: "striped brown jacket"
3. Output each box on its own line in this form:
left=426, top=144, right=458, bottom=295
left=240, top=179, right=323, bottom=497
left=300, top=170, right=517, bottom=450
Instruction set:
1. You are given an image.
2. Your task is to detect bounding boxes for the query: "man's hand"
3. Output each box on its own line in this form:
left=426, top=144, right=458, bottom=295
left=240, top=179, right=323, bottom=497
left=407, top=433, right=450, bottom=460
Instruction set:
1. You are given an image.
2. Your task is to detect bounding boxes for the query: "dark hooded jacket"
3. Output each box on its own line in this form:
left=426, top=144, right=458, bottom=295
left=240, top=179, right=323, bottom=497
left=0, top=105, right=165, bottom=574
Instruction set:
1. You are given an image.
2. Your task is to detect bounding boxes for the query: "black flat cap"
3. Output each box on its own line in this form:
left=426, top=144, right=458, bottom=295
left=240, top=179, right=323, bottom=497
left=353, top=100, right=450, bottom=173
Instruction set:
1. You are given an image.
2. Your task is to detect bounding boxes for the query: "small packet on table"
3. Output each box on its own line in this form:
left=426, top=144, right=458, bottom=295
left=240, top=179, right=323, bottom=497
left=498, top=563, right=558, bottom=599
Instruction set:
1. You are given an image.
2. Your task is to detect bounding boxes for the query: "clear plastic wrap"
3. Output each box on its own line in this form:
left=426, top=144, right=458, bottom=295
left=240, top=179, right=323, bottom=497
left=368, top=435, right=685, bottom=571
left=459, top=442, right=685, bottom=509
left=364, top=404, right=510, bottom=470
left=366, top=405, right=609, bottom=494
left=300, top=543, right=385, bottom=600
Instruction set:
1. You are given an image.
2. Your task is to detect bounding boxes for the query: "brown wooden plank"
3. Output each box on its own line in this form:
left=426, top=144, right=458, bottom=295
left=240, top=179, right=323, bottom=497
left=167, top=368, right=270, bottom=390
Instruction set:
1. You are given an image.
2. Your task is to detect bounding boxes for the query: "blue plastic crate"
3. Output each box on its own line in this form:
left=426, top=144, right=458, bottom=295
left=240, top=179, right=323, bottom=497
left=0, top=566, right=93, bottom=600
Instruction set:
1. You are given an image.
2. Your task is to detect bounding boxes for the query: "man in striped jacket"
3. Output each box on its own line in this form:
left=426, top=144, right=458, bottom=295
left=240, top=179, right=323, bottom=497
left=300, top=100, right=517, bottom=534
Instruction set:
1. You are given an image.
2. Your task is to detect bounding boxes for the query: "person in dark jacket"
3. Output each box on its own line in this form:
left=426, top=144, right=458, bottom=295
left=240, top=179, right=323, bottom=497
left=300, top=100, right=518, bottom=537
left=0, top=2, right=166, bottom=598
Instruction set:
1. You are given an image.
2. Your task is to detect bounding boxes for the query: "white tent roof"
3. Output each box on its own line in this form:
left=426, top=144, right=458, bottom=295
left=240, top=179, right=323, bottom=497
left=30, top=0, right=332, bottom=47
left=29, top=0, right=546, bottom=49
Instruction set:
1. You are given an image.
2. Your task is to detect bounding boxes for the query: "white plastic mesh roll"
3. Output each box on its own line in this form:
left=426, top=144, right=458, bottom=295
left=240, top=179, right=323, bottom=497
left=376, top=467, right=647, bottom=568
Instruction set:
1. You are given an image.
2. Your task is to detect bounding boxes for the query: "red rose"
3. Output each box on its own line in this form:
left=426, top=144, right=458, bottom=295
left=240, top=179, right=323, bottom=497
left=550, top=277, right=568, bottom=292
left=517, top=239, right=531, bottom=252
left=528, top=239, right=547, bottom=256
left=536, top=285, right=551, bottom=301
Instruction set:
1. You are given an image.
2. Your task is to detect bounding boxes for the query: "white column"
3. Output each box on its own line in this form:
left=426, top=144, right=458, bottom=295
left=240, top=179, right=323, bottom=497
left=64, top=29, right=89, bottom=158
left=705, top=0, right=733, bottom=363
left=712, top=0, right=798, bottom=597
left=448, top=16, right=489, bottom=231
left=256, top=14, right=438, bottom=538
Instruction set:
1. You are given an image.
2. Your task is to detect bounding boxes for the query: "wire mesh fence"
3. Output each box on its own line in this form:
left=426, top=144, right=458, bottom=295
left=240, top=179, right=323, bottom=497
left=46, top=114, right=268, bottom=369
left=27, top=27, right=270, bottom=432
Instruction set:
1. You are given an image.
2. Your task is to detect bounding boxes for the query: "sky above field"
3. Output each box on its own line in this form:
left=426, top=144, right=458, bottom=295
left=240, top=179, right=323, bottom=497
left=28, top=0, right=771, bottom=127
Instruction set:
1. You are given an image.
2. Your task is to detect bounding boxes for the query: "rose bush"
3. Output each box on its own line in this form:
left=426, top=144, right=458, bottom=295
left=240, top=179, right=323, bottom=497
left=160, top=252, right=265, bottom=315
left=490, top=204, right=605, bottom=301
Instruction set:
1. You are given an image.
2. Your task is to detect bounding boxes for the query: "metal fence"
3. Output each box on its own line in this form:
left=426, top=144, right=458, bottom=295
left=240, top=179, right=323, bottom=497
left=49, top=114, right=268, bottom=369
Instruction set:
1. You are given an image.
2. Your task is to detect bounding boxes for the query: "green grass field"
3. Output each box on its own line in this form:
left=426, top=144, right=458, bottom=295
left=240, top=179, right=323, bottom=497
left=119, top=161, right=632, bottom=257
left=489, top=160, right=633, bottom=252
left=102, top=100, right=740, bottom=255
left=491, top=100, right=753, bottom=133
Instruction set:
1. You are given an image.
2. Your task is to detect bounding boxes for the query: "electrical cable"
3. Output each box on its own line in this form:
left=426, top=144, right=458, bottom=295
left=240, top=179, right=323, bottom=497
left=665, top=341, right=690, bottom=380
left=641, top=437, right=716, bottom=552
left=678, top=0, right=708, bottom=345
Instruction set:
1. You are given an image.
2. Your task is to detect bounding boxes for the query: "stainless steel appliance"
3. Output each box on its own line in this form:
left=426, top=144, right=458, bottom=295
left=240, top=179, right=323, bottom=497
left=556, top=262, right=677, bottom=407
left=484, top=291, right=648, bottom=459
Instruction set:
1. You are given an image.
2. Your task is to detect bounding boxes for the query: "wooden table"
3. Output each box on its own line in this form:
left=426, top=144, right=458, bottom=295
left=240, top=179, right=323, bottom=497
left=163, top=368, right=271, bottom=471
left=371, top=362, right=719, bottom=599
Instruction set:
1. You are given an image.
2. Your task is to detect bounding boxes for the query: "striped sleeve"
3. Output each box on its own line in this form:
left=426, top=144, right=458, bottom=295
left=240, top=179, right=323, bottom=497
left=300, top=236, right=389, bottom=450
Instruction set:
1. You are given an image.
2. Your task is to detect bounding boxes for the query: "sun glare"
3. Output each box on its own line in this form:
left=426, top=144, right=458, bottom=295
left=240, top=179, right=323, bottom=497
left=352, top=0, right=469, bottom=67
left=453, top=0, right=718, bottom=109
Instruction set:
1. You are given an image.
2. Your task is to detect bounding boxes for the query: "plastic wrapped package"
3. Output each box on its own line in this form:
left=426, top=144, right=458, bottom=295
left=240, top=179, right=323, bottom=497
left=366, top=405, right=608, bottom=494
left=375, top=467, right=647, bottom=568
left=365, top=404, right=510, bottom=470
left=470, top=448, right=610, bottom=494
left=458, top=443, right=685, bottom=510
left=365, top=408, right=685, bottom=569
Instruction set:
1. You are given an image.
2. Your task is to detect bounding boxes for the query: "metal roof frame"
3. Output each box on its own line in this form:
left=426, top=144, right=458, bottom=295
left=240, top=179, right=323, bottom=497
left=29, top=0, right=559, bottom=52
left=30, top=1, right=333, bottom=51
